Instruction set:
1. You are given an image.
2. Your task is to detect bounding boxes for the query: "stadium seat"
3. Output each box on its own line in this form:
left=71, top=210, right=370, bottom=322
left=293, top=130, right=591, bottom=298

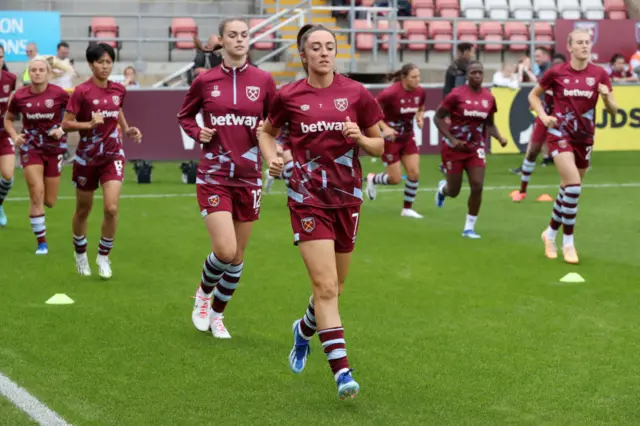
left=457, top=21, right=478, bottom=43
left=378, top=20, right=401, bottom=51
left=461, top=0, right=486, bottom=18
left=412, top=0, right=434, bottom=12
left=88, top=17, right=120, bottom=60
left=415, top=7, right=436, bottom=17
left=435, top=0, right=460, bottom=13
left=557, top=0, right=582, bottom=18
left=440, top=8, right=461, bottom=16
left=485, top=0, right=510, bottom=18
left=504, top=22, right=528, bottom=52
left=604, top=0, right=627, bottom=18
left=532, top=21, right=554, bottom=49
left=403, top=21, right=428, bottom=51
left=354, top=19, right=374, bottom=51
left=479, top=21, right=504, bottom=52
left=168, top=18, right=198, bottom=61
left=428, top=21, right=453, bottom=51
left=249, top=18, right=275, bottom=51
left=581, top=0, right=605, bottom=19
left=509, top=0, right=534, bottom=18
left=533, top=0, right=559, bottom=19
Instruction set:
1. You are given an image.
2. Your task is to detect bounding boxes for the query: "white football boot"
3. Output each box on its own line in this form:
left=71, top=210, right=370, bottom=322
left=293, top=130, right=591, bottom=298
left=75, top=252, right=92, bottom=276
left=96, top=255, right=112, bottom=279
left=210, top=314, right=232, bottom=339
left=192, top=288, right=212, bottom=332
left=401, top=208, right=424, bottom=218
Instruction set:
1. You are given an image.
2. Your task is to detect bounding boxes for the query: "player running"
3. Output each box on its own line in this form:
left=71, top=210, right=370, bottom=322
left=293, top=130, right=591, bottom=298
left=3, top=56, right=70, bottom=254
left=259, top=24, right=384, bottom=400
left=178, top=18, right=277, bottom=339
left=530, top=28, right=617, bottom=264
left=434, top=61, right=507, bottom=238
left=511, top=53, right=567, bottom=202
left=365, top=63, right=426, bottom=218
left=0, top=45, right=17, bottom=227
left=62, top=43, right=142, bottom=278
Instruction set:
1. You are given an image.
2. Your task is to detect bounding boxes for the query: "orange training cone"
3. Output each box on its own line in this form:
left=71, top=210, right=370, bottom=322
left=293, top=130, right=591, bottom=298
left=537, top=194, right=554, bottom=202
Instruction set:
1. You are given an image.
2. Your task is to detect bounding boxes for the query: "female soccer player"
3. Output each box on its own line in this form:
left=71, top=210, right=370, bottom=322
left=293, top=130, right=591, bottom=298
left=530, top=28, right=617, bottom=264
left=258, top=24, right=384, bottom=400
left=511, top=53, right=567, bottom=202
left=263, top=122, right=294, bottom=193
left=62, top=43, right=142, bottom=278
left=177, top=18, right=277, bottom=339
left=434, top=61, right=507, bottom=238
left=0, top=45, right=17, bottom=227
left=365, top=63, right=426, bottom=218
left=3, top=56, right=70, bottom=254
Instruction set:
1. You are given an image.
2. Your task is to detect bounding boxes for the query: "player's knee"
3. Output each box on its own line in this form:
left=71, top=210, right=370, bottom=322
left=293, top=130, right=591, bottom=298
left=387, top=174, right=402, bottom=185
left=312, top=278, right=339, bottom=302
left=469, top=180, right=483, bottom=194
left=447, top=185, right=461, bottom=198
left=214, top=248, right=236, bottom=265
left=103, top=203, right=118, bottom=218
left=406, top=171, right=420, bottom=182
left=44, top=199, right=56, bottom=209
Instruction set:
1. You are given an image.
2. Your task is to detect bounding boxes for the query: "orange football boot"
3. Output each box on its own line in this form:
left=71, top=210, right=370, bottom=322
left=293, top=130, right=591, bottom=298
left=541, top=230, right=558, bottom=259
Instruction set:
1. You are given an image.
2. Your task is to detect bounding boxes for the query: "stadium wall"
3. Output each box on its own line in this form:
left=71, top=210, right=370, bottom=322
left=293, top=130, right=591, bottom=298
left=64, top=85, right=639, bottom=161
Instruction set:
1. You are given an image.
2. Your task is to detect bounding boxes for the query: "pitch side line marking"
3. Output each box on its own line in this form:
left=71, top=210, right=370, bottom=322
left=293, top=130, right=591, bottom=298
left=0, top=372, right=72, bottom=426
left=4, top=182, right=640, bottom=202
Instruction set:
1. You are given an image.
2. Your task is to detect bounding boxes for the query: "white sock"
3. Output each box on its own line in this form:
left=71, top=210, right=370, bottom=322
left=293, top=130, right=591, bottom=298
left=563, top=234, right=574, bottom=247
left=547, top=226, right=558, bottom=239
left=464, top=214, right=477, bottom=231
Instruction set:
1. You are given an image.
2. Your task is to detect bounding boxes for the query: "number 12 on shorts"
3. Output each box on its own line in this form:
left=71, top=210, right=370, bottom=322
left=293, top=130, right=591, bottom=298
left=351, top=212, right=359, bottom=244
left=251, top=189, right=262, bottom=209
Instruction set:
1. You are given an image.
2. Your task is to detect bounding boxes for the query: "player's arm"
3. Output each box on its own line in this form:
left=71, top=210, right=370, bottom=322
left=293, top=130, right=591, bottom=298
left=258, top=120, right=283, bottom=177
left=415, top=104, right=425, bottom=129
left=350, top=122, right=384, bottom=157
left=486, top=115, right=507, bottom=147
left=177, top=76, right=213, bottom=143
left=118, top=109, right=142, bottom=143
left=62, top=110, right=101, bottom=132
left=3, top=94, right=21, bottom=143
left=433, top=105, right=454, bottom=141
left=599, top=75, right=618, bottom=116
left=528, top=84, right=556, bottom=128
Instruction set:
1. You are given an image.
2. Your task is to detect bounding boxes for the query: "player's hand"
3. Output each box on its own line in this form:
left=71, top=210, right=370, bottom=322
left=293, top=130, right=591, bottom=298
left=381, top=126, right=397, bottom=141
left=256, top=120, right=264, bottom=139
left=126, top=127, right=142, bottom=143
left=540, top=114, right=557, bottom=128
left=598, top=83, right=610, bottom=96
left=90, top=111, right=104, bottom=128
left=343, top=116, right=363, bottom=143
left=416, top=116, right=424, bottom=130
left=268, top=157, right=284, bottom=177
left=451, top=138, right=466, bottom=150
left=199, top=127, right=216, bottom=143
left=48, top=128, right=65, bottom=140
left=13, top=134, right=27, bottom=147
left=498, top=137, right=508, bottom=148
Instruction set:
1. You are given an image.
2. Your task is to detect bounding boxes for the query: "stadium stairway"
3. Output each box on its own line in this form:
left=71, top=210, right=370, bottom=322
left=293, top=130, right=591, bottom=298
left=263, top=0, right=359, bottom=85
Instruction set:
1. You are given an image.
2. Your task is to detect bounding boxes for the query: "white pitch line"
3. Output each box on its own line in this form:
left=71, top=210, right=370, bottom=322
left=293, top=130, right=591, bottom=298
left=4, top=182, right=640, bottom=203
left=0, top=372, right=71, bottom=426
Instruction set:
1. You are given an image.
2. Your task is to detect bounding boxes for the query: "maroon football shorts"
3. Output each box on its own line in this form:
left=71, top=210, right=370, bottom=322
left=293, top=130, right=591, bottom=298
left=441, top=144, right=486, bottom=175
left=20, top=150, right=64, bottom=178
left=73, top=156, right=125, bottom=191
left=547, top=136, right=592, bottom=169
left=289, top=204, right=361, bottom=253
left=530, top=118, right=549, bottom=145
left=197, top=183, right=261, bottom=222
left=0, top=133, right=15, bottom=157
left=382, top=135, right=420, bottom=166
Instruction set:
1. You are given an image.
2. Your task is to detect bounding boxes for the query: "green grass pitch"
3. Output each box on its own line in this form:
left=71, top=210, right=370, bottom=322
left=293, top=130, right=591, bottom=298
left=1, top=152, right=639, bottom=425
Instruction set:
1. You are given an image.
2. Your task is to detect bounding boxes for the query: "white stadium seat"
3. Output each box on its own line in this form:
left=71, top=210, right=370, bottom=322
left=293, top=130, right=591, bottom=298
left=461, top=0, right=486, bottom=17
left=534, top=0, right=559, bottom=18
left=486, top=0, right=510, bottom=18
left=581, top=0, right=605, bottom=18
left=557, top=0, right=582, bottom=18
left=510, top=0, right=534, bottom=19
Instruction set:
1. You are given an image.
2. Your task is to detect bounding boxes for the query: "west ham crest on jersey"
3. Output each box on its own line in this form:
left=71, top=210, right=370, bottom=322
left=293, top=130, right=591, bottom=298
left=78, top=176, right=87, bottom=186
left=112, top=96, right=120, bottom=106
left=208, top=195, right=220, bottom=207
left=2, top=85, right=9, bottom=93
left=45, top=99, right=54, bottom=108
left=246, top=86, right=260, bottom=102
left=334, top=98, right=348, bottom=112
left=414, top=96, right=420, bottom=104
left=481, top=100, right=489, bottom=108
left=586, top=77, right=595, bottom=87
left=301, top=216, right=315, bottom=232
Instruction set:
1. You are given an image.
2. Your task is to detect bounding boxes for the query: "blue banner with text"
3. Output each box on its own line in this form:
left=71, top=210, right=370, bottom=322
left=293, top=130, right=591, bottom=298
left=0, top=11, right=61, bottom=62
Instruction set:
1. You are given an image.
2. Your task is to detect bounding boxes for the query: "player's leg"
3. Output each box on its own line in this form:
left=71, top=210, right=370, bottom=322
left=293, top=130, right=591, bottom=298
left=23, top=163, right=48, bottom=254
left=400, top=153, right=422, bottom=218
left=435, top=159, right=464, bottom=208
left=192, top=186, right=238, bottom=333
left=462, top=166, right=485, bottom=239
left=72, top=188, right=94, bottom=276
left=513, top=140, right=544, bottom=202
left=365, top=143, right=401, bottom=201
left=43, top=154, right=63, bottom=209
left=0, top=154, right=16, bottom=227
left=549, top=150, right=582, bottom=263
left=95, top=180, right=122, bottom=279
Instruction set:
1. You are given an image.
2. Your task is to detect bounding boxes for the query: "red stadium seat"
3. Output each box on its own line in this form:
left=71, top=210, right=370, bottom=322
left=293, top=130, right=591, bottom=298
left=532, top=22, right=553, bottom=49
left=428, top=21, right=453, bottom=52
left=412, top=0, right=435, bottom=15
left=504, top=22, right=528, bottom=52
left=403, top=21, right=428, bottom=51
left=379, top=20, right=401, bottom=51
left=88, top=17, right=120, bottom=59
left=440, top=8, right=461, bottom=17
left=355, top=19, right=374, bottom=51
left=604, top=0, right=627, bottom=18
left=435, top=0, right=460, bottom=12
left=415, top=7, right=435, bottom=17
left=457, top=21, right=478, bottom=44
left=479, top=21, right=503, bottom=52
left=249, top=18, right=275, bottom=51
left=169, top=18, right=198, bottom=61
left=608, top=10, right=627, bottom=18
